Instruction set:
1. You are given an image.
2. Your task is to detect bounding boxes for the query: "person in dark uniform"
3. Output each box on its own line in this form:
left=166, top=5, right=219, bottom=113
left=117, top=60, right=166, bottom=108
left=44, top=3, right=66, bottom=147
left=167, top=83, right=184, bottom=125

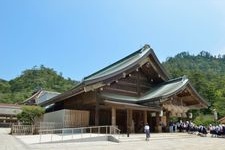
left=144, top=123, right=150, bottom=141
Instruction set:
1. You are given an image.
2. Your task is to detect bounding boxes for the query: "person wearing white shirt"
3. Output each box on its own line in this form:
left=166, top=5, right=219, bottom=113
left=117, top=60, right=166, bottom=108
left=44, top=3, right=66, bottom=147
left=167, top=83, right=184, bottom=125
left=144, top=123, right=150, bottom=141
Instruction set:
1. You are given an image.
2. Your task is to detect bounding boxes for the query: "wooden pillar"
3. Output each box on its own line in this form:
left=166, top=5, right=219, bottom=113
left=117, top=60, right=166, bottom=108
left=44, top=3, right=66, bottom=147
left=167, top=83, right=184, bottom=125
left=143, top=110, right=147, bottom=124
left=166, top=111, right=170, bottom=132
left=155, top=112, right=160, bottom=126
left=155, top=112, right=162, bottom=132
left=111, top=107, right=116, bottom=126
left=95, top=91, right=99, bottom=126
left=127, top=109, right=133, bottom=134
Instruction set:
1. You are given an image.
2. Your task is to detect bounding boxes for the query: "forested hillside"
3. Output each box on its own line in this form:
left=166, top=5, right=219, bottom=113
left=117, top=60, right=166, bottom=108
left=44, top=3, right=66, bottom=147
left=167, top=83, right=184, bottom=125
left=1, top=52, right=225, bottom=119
left=0, top=65, right=78, bottom=103
left=163, top=51, right=225, bottom=118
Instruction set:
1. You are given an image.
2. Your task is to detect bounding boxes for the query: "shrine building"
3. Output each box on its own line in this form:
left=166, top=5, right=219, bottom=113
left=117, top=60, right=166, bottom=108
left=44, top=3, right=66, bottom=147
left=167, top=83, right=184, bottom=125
left=40, top=44, right=209, bottom=133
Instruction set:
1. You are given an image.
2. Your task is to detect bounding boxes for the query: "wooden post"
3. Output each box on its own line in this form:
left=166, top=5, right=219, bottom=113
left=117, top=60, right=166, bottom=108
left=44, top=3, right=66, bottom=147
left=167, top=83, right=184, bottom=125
left=166, top=111, right=170, bottom=132
left=111, top=107, right=116, bottom=126
left=143, top=110, right=147, bottom=124
left=95, top=91, right=99, bottom=126
left=127, top=109, right=133, bottom=136
left=155, top=112, right=162, bottom=132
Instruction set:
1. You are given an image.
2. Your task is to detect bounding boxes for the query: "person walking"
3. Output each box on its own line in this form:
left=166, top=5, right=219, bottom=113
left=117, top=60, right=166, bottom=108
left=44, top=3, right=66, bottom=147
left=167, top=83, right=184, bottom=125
left=144, top=123, right=150, bottom=141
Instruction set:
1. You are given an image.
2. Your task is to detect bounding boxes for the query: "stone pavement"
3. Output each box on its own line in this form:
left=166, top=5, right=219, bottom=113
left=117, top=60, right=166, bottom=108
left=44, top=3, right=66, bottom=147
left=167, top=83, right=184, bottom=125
left=0, top=128, right=28, bottom=150
left=1, top=128, right=225, bottom=150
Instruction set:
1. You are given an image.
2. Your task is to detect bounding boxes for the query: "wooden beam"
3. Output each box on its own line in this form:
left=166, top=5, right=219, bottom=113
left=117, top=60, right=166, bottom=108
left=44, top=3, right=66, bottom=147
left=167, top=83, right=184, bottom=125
left=117, top=80, right=150, bottom=89
left=129, top=74, right=149, bottom=82
left=104, top=87, right=138, bottom=95
left=104, top=101, right=161, bottom=112
left=117, top=80, right=136, bottom=87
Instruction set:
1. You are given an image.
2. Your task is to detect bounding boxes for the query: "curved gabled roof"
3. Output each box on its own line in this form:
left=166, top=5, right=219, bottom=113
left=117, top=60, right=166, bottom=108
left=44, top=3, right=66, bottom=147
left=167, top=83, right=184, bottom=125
left=83, top=44, right=169, bottom=85
left=100, top=76, right=209, bottom=108
left=101, top=77, right=187, bottom=103
left=139, top=77, right=188, bottom=102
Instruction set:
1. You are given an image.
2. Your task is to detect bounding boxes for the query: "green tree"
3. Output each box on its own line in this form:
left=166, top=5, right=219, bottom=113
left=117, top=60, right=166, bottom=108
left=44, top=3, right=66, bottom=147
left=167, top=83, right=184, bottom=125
left=17, top=106, right=45, bottom=125
left=0, top=65, right=78, bottom=104
left=193, top=114, right=214, bottom=126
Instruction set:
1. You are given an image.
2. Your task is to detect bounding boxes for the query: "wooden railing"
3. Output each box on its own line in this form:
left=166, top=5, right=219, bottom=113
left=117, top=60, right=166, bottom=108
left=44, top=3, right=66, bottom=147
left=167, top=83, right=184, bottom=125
left=38, top=125, right=121, bottom=143
left=11, top=122, right=64, bottom=135
left=11, top=124, right=34, bottom=135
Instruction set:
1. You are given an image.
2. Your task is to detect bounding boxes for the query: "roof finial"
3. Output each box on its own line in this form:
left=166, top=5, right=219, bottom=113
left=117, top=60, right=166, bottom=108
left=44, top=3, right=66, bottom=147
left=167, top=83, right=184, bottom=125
left=140, top=44, right=150, bottom=52
left=143, top=44, right=150, bottom=49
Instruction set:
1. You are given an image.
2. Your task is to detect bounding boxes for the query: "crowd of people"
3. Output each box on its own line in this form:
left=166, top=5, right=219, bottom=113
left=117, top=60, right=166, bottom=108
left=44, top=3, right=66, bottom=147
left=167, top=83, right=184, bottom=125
left=208, top=124, right=225, bottom=137
left=143, top=120, right=224, bottom=141
left=168, top=120, right=225, bottom=138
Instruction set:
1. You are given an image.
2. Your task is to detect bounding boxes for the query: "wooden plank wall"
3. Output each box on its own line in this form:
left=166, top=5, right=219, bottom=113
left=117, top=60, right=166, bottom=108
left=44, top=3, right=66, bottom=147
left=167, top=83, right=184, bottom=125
left=64, top=109, right=90, bottom=128
left=43, top=109, right=90, bottom=128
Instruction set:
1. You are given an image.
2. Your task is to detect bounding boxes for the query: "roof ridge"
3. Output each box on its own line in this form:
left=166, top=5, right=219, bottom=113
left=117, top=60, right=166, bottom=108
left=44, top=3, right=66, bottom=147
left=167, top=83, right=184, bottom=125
left=83, top=45, right=150, bottom=81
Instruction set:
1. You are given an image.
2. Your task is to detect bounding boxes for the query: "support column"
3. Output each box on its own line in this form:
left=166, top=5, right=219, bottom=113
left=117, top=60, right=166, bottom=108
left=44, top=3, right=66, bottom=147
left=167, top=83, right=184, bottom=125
left=95, top=91, right=99, bottom=126
left=127, top=109, right=133, bottom=136
left=111, top=107, right=116, bottom=126
left=166, top=111, right=170, bottom=132
left=155, top=112, right=162, bottom=132
left=143, top=110, right=147, bottom=124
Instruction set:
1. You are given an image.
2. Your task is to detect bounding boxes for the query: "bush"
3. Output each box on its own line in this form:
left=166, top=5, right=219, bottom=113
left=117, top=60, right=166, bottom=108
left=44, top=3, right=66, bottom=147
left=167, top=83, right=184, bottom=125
left=17, top=106, right=45, bottom=125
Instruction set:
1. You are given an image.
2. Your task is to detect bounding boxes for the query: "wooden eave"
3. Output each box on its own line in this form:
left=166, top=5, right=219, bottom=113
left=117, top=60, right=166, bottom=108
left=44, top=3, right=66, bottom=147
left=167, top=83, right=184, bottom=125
left=186, top=83, right=209, bottom=108
left=40, top=83, right=85, bottom=106
left=104, top=100, right=161, bottom=112
left=159, top=82, right=209, bottom=109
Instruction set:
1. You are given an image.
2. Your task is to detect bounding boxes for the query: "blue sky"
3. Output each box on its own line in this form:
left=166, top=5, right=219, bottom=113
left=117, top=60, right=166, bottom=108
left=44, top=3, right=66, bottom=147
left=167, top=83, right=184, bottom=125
left=1, top=0, right=225, bottom=81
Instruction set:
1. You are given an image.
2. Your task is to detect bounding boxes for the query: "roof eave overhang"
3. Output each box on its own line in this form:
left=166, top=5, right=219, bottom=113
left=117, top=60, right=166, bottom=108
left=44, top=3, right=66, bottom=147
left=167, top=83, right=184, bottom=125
left=104, top=100, right=161, bottom=112
left=187, top=83, right=210, bottom=108
left=40, top=83, right=85, bottom=107
left=138, top=80, right=209, bottom=109
left=138, top=80, right=188, bottom=104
